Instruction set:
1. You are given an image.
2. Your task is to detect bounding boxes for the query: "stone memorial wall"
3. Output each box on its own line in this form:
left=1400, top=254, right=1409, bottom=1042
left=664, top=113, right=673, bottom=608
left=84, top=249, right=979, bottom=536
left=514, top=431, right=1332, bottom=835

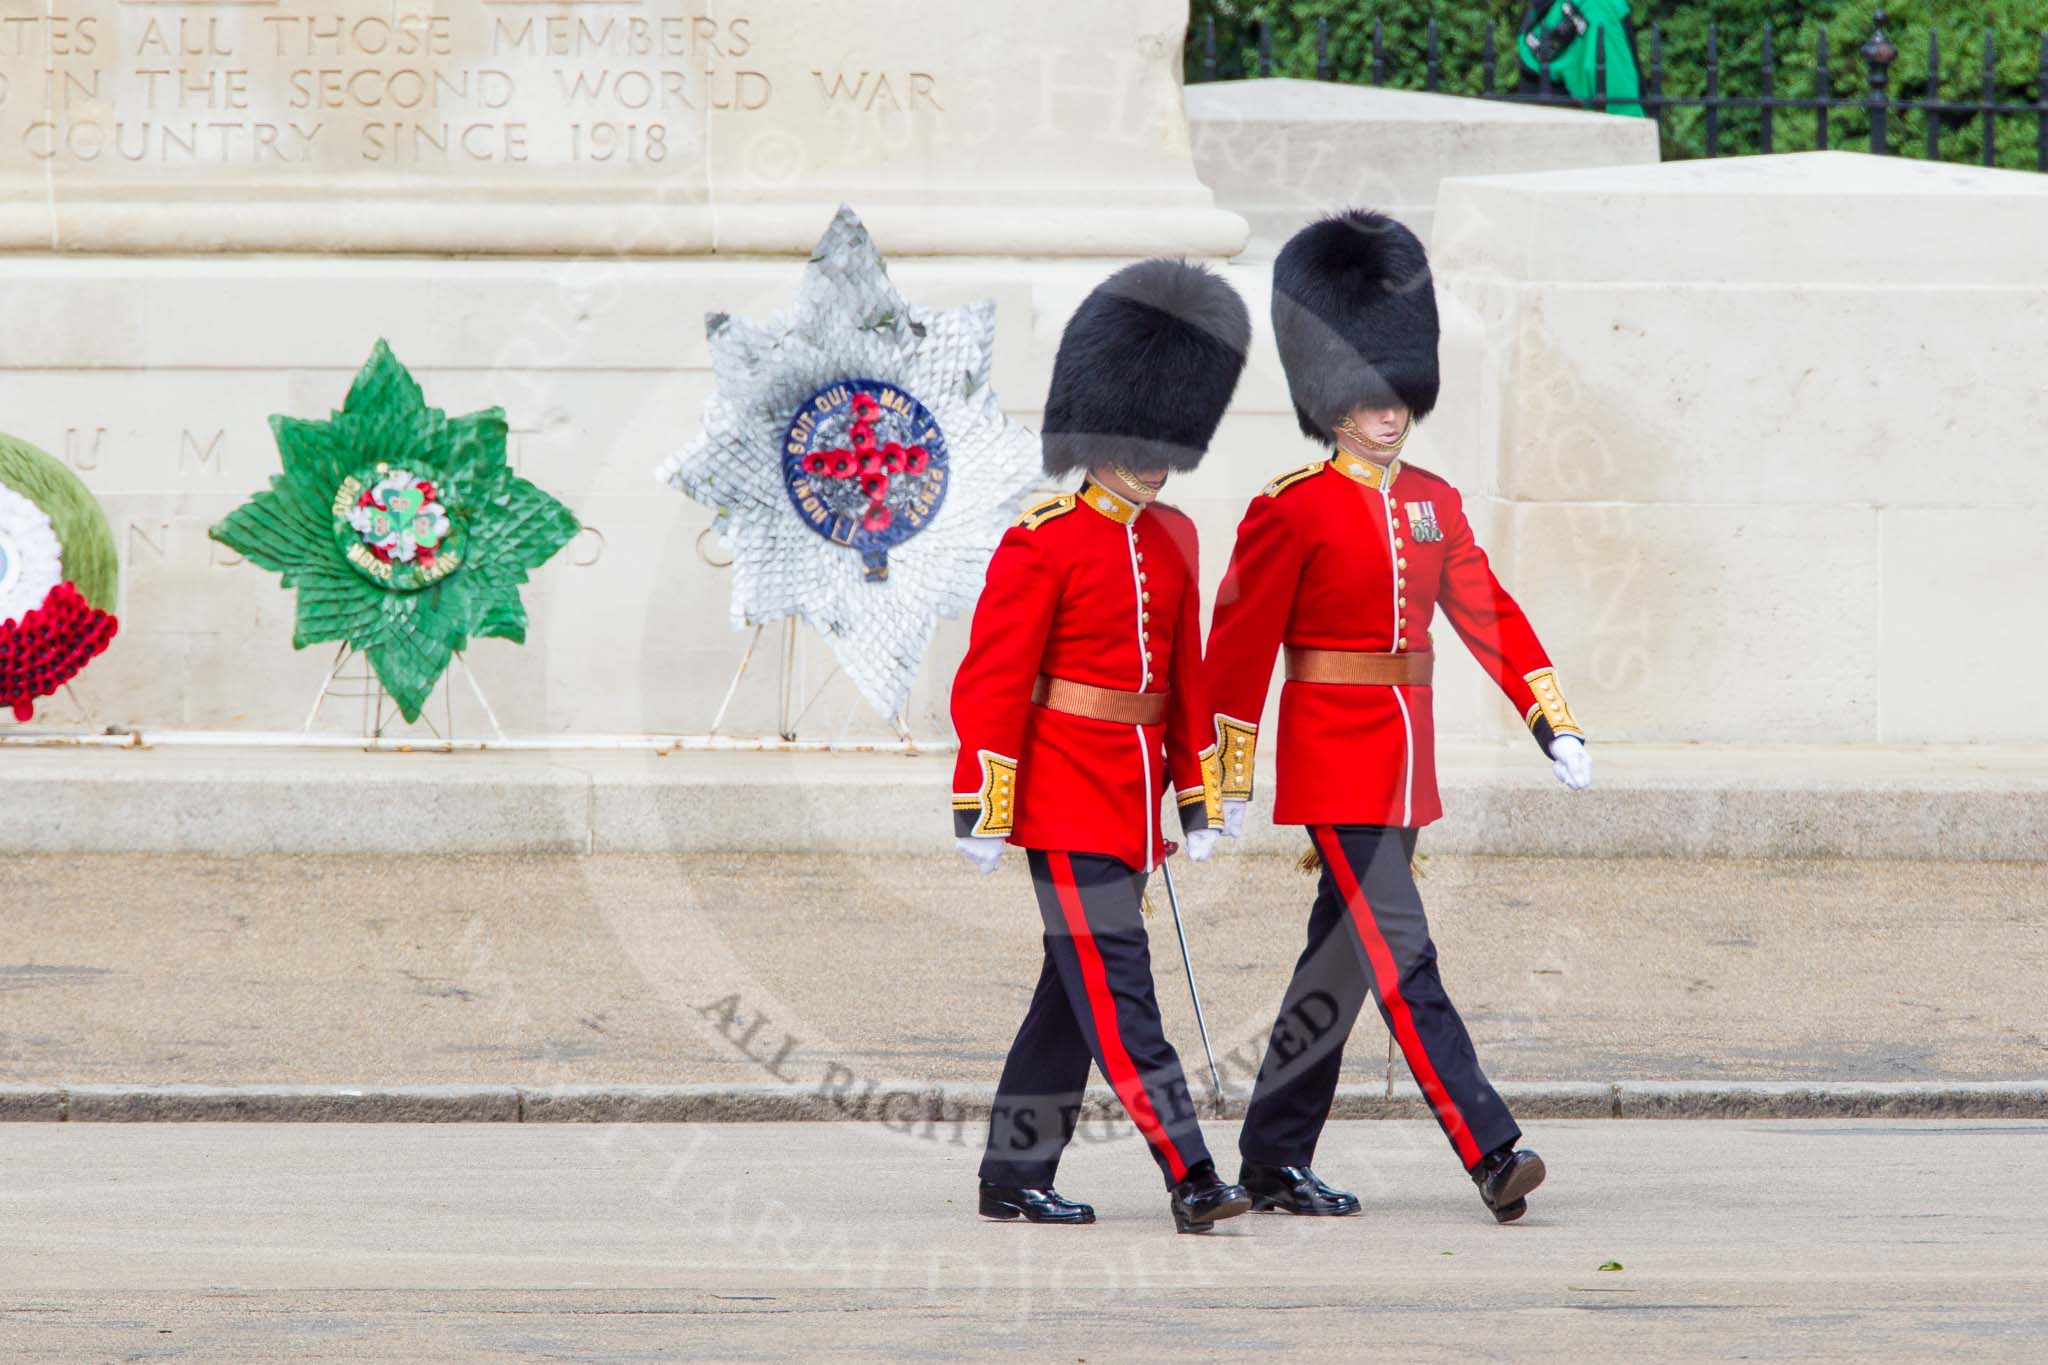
left=5, top=6, right=2036, bottom=749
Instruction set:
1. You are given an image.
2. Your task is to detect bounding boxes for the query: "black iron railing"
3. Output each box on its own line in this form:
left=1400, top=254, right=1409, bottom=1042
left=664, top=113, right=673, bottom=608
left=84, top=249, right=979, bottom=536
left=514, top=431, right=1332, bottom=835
left=1190, top=9, right=2048, bottom=170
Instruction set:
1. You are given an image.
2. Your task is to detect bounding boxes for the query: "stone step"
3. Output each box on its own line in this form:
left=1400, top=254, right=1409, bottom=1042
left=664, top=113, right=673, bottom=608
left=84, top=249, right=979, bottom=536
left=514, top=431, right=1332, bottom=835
left=2, top=739, right=2042, bottom=858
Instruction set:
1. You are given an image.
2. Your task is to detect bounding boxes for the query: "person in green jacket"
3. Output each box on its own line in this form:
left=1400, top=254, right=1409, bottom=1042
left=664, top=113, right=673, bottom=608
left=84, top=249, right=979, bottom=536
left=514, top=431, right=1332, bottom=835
left=1517, top=0, right=1647, bottom=117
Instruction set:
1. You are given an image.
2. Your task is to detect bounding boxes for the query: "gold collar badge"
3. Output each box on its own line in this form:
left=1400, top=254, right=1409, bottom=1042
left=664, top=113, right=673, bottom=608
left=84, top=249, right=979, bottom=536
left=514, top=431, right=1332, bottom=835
left=1079, top=478, right=1140, bottom=524
left=1330, top=449, right=1401, bottom=490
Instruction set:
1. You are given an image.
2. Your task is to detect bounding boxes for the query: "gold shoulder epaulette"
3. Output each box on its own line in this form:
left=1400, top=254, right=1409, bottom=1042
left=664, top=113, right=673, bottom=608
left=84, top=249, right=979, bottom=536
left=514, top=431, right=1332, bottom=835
left=1015, top=493, right=1076, bottom=530
left=1262, top=461, right=1326, bottom=498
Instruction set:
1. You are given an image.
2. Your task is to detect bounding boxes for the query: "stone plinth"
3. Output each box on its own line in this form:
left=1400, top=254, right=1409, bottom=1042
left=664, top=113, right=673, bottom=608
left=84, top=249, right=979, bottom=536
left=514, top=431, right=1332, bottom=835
left=1186, top=78, right=1658, bottom=256
left=5, top=741, right=2043, bottom=859
left=1431, top=151, right=2048, bottom=745
left=0, top=0, right=1244, bottom=256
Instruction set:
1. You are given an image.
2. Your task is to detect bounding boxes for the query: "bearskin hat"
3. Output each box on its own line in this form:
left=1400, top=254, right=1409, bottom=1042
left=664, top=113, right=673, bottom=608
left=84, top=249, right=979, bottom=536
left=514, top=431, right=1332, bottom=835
left=1040, top=258, right=1250, bottom=477
left=1272, top=209, right=1440, bottom=445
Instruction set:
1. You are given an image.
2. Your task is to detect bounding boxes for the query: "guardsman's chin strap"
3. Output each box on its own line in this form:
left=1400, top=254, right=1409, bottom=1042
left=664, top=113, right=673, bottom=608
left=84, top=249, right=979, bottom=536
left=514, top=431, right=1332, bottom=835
left=1102, top=462, right=1162, bottom=504
left=1333, top=414, right=1412, bottom=459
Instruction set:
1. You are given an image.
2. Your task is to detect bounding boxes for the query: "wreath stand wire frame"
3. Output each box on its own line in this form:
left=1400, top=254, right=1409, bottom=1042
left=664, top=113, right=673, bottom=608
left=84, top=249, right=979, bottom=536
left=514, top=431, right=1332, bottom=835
left=697, top=527, right=916, bottom=748
left=303, top=642, right=507, bottom=746
left=705, top=618, right=915, bottom=748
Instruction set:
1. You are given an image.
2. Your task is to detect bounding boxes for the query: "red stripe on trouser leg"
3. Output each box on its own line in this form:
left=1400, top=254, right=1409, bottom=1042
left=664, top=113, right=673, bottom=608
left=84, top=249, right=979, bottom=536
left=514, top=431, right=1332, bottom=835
left=1312, top=826, right=1484, bottom=1169
left=1047, top=851, right=1190, bottom=1183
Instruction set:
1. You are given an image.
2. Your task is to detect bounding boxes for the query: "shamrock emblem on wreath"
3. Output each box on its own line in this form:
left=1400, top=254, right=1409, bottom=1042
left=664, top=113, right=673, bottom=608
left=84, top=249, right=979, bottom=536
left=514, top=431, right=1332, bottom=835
left=334, top=466, right=466, bottom=592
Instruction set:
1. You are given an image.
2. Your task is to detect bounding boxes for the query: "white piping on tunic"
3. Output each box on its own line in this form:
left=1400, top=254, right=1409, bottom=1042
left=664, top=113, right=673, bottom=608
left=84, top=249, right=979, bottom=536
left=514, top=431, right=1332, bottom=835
left=1391, top=687, right=1415, bottom=827
left=1126, top=521, right=1157, bottom=870
left=1378, top=480, right=1415, bottom=826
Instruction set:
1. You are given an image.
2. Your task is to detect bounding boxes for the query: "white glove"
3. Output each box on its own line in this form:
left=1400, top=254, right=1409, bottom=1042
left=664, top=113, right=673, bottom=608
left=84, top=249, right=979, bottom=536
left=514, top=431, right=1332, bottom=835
left=1221, top=799, right=1247, bottom=839
left=955, top=835, right=1005, bottom=874
left=1549, top=735, right=1592, bottom=791
left=1183, top=827, right=1220, bottom=862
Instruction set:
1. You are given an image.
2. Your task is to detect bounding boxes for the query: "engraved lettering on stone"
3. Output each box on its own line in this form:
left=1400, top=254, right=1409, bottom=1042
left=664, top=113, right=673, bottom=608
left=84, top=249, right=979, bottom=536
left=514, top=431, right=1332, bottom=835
left=6, top=8, right=776, bottom=167
left=59, top=70, right=95, bottom=107
left=137, top=18, right=235, bottom=59
left=66, top=427, right=107, bottom=471
left=127, top=518, right=169, bottom=560
left=0, top=4, right=1001, bottom=183
left=180, top=428, right=225, bottom=475
left=811, top=69, right=943, bottom=114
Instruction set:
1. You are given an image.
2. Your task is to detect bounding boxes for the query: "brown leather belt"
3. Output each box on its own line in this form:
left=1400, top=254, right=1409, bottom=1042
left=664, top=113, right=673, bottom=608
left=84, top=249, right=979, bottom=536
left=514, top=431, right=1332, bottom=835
left=1032, top=675, right=1168, bottom=726
left=1285, top=646, right=1434, bottom=686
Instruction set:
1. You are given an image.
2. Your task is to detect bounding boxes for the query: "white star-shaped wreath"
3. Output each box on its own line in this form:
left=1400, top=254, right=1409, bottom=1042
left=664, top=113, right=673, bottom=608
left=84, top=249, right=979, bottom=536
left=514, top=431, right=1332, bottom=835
left=658, top=205, right=1040, bottom=721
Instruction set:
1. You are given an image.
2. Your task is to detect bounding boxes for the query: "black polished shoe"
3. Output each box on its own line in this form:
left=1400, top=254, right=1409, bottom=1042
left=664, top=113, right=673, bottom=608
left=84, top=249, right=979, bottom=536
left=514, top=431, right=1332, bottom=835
left=978, top=1181, right=1095, bottom=1225
left=1238, top=1161, right=1362, bottom=1216
left=1169, top=1165, right=1253, bottom=1234
left=1471, top=1147, right=1545, bottom=1224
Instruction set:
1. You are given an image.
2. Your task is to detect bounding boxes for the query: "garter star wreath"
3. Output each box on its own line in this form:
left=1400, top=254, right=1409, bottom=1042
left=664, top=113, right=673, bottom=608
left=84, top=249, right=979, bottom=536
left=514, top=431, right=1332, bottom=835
left=658, top=205, right=1040, bottom=722
left=210, top=340, right=580, bottom=724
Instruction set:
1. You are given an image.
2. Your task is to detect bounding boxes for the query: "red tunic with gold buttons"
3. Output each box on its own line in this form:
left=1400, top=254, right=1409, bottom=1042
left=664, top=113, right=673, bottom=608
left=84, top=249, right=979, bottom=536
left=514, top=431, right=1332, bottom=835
left=1206, top=449, right=1582, bottom=829
left=951, top=479, right=1222, bottom=872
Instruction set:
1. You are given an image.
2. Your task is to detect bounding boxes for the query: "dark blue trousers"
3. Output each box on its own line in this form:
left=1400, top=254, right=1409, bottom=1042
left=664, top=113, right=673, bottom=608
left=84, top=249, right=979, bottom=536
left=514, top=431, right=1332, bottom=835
left=980, top=850, right=1213, bottom=1190
left=1238, top=824, right=1520, bottom=1173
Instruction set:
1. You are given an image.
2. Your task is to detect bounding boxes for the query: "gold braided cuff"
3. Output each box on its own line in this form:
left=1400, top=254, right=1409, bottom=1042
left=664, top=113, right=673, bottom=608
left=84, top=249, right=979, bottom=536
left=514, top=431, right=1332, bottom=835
left=950, top=750, right=1018, bottom=837
left=1216, top=714, right=1258, bottom=802
left=1522, top=668, right=1584, bottom=740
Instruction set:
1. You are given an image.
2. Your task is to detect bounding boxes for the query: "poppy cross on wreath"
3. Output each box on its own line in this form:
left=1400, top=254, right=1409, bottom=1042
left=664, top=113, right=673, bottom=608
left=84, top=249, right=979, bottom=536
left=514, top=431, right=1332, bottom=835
left=798, top=390, right=931, bottom=535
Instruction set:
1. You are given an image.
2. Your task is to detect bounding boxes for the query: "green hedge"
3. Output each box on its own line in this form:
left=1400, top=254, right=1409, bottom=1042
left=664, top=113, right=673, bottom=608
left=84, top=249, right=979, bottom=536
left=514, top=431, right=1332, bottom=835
left=1188, top=3, right=2048, bottom=170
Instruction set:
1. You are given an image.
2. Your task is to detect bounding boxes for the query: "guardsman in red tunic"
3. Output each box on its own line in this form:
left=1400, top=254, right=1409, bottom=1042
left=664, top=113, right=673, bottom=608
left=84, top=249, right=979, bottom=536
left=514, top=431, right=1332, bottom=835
left=1207, top=211, right=1592, bottom=1224
left=951, top=259, right=1253, bottom=1233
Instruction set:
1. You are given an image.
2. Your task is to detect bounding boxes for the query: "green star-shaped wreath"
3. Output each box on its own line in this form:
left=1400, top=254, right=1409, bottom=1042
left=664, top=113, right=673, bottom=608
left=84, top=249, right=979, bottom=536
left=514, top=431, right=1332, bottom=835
left=210, top=340, right=579, bottom=723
